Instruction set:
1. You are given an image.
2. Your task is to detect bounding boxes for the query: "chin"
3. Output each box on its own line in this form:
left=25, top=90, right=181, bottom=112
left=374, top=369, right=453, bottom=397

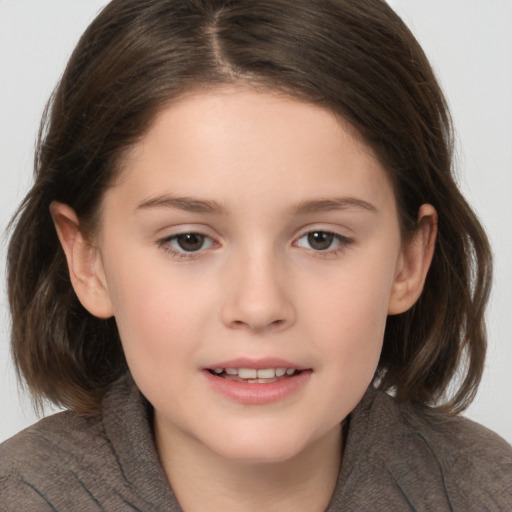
left=201, top=422, right=333, bottom=465
left=214, top=440, right=307, bottom=465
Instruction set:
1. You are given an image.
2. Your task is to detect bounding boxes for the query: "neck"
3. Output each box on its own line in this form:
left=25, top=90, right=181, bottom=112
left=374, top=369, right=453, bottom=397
left=155, top=419, right=343, bottom=512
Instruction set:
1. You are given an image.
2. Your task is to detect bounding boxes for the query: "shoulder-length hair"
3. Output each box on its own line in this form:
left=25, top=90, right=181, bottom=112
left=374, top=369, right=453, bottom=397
left=7, top=0, right=491, bottom=414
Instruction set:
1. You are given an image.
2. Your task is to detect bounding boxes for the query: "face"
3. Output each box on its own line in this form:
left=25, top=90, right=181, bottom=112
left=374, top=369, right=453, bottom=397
left=88, top=86, right=408, bottom=463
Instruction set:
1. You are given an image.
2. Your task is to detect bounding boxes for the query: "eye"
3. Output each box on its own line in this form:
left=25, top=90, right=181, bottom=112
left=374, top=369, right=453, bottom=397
left=162, top=232, right=214, bottom=254
left=295, top=231, right=349, bottom=252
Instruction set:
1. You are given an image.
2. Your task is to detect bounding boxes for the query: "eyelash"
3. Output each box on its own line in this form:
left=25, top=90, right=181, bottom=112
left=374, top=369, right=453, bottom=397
left=294, top=230, right=352, bottom=258
left=158, top=232, right=216, bottom=260
left=157, top=230, right=352, bottom=260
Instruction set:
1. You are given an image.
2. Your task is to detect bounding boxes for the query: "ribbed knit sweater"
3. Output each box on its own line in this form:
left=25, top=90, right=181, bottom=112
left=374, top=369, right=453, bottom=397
left=2, top=377, right=511, bottom=511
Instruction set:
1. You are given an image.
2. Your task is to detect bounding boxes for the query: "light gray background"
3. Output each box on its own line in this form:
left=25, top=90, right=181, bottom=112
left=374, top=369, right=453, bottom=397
left=1, top=0, right=511, bottom=443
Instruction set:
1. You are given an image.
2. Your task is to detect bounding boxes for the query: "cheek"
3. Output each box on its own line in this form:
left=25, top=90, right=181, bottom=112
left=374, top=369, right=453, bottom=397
left=103, top=257, right=209, bottom=367
left=306, top=250, right=398, bottom=374
left=317, top=290, right=386, bottom=372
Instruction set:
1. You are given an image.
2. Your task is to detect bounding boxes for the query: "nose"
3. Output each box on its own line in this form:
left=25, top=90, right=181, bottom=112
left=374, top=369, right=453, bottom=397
left=221, top=252, right=296, bottom=333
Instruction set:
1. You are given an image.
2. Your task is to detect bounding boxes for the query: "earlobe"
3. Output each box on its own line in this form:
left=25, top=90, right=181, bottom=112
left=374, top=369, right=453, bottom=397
left=387, top=204, right=438, bottom=315
left=50, top=201, right=114, bottom=319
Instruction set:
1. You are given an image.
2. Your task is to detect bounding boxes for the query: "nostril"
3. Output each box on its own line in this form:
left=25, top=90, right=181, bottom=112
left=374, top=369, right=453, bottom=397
left=229, top=317, right=287, bottom=332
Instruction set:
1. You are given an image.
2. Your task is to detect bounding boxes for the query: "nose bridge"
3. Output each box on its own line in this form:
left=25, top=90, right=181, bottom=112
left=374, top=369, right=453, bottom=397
left=221, top=242, right=295, bottom=332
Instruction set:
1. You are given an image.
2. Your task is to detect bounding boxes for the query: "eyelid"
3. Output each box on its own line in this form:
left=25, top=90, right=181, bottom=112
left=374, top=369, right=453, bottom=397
left=293, top=227, right=353, bottom=255
left=295, top=231, right=350, bottom=247
left=155, top=224, right=352, bottom=260
left=170, top=233, right=214, bottom=251
left=157, top=228, right=219, bottom=259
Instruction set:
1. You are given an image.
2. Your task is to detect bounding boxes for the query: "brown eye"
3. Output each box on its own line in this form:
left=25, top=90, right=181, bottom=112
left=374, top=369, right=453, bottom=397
left=295, top=230, right=350, bottom=253
left=307, top=231, right=334, bottom=251
left=160, top=232, right=215, bottom=258
left=175, top=233, right=206, bottom=252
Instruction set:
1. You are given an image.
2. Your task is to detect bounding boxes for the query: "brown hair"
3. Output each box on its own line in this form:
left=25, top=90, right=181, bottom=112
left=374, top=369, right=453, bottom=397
left=7, top=0, right=491, bottom=414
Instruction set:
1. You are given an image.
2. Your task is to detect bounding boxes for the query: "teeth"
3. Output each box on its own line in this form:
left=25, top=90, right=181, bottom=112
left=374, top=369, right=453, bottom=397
left=212, top=367, right=298, bottom=378
left=258, top=368, right=277, bottom=378
left=238, top=368, right=257, bottom=379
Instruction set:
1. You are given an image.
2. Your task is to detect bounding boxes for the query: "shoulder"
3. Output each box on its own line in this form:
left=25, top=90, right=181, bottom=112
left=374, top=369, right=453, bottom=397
left=0, top=377, right=178, bottom=511
left=369, top=389, right=512, bottom=510
left=389, top=392, right=512, bottom=470
left=337, top=388, right=512, bottom=511
left=1, top=409, right=116, bottom=510
left=1, top=408, right=106, bottom=464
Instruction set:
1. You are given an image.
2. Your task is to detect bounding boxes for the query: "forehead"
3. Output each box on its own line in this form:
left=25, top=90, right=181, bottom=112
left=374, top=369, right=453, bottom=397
left=108, top=85, right=395, bottom=216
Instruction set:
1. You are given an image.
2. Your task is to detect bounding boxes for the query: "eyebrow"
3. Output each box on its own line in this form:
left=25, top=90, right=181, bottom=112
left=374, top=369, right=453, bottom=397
left=135, top=195, right=377, bottom=216
left=293, top=197, right=378, bottom=214
left=136, top=195, right=227, bottom=215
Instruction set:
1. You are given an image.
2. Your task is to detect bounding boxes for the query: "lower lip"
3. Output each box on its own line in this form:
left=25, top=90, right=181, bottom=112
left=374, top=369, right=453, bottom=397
left=202, top=370, right=312, bottom=405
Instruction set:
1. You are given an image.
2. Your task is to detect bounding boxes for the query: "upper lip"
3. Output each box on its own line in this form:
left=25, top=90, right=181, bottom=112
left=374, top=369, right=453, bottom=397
left=204, top=357, right=308, bottom=370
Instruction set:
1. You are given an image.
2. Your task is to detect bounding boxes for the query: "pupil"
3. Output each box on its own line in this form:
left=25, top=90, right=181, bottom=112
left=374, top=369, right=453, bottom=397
left=177, top=233, right=204, bottom=252
left=308, top=231, right=333, bottom=250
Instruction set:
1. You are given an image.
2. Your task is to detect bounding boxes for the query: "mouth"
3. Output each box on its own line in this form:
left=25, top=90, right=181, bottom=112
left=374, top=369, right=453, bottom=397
left=206, top=367, right=303, bottom=384
left=203, top=361, right=312, bottom=404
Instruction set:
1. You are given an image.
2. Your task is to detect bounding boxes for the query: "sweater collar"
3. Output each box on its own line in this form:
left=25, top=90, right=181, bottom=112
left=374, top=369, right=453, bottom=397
left=102, top=375, right=182, bottom=511
left=102, top=377, right=453, bottom=511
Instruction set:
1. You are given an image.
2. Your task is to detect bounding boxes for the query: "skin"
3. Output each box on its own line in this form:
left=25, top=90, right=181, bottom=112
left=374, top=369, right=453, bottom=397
left=52, top=85, right=437, bottom=511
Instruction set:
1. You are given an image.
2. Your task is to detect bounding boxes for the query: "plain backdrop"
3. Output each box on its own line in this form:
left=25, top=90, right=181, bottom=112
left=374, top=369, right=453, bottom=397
left=1, top=0, right=511, bottom=444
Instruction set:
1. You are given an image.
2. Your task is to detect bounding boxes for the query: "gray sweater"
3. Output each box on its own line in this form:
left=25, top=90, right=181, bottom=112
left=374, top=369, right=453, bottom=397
left=1, top=377, right=511, bottom=511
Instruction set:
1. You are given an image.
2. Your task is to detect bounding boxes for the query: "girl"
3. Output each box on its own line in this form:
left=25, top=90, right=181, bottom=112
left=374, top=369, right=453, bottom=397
left=1, top=0, right=511, bottom=510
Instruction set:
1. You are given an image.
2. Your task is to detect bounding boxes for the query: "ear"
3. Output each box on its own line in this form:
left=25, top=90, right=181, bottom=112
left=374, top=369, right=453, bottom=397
left=387, top=204, right=438, bottom=315
left=50, top=201, right=114, bottom=319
